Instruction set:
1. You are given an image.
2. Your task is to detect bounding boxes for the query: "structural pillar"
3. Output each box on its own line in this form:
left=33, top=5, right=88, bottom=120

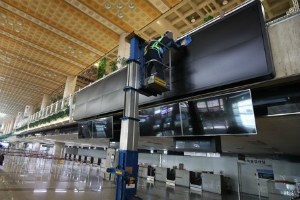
left=32, top=142, right=41, bottom=152
left=117, top=33, right=130, bottom=69
left=1, top=123, right=6, bottom=134
left=28, top=105, right=35, bottom=116
left=63, top=75, right=77, bottom=98
left=8, top=118, right=15, bottom=133
left=53, top=142, right=65, bottom=158
left=41, top=94, right=51, bottom=109
left=153, top=18, right=181, bottom=39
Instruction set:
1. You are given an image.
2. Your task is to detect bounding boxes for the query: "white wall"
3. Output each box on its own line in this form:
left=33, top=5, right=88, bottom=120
left=139, top=153, right=300, bottom=195
left=138, top=153, right=161, bottom=166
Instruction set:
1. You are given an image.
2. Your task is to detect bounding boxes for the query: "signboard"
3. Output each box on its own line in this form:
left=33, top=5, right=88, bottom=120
left=256, top=169, right=274, bottom=180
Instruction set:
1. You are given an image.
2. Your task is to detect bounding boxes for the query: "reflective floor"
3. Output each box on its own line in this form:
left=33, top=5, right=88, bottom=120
left=0, top=157, right=265, bottom=200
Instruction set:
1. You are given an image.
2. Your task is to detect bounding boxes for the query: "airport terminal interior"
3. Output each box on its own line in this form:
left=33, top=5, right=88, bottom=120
left=0, top=0, right=300, bottom=199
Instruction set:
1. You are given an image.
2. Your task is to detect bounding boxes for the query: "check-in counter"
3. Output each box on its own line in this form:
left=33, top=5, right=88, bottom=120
left=138, top=165, right=148, bottom=178
left=166, top=168, right=176, bottom=186
left=155, top=167, right=167, bottom=182
left=175, top=169, right=190, bottom=187
left=201, top=173, right=224, bottom=194
left=190, top=171, right=202, bottom=192
left=147, top=166, right=155, bottom=182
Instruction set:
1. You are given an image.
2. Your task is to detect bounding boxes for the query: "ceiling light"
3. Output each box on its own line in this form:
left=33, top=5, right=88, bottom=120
left=78, top=51, right=82, bottom=54
left=128, top=3, right=135, bottom=9
left=73, top=55, right=78, bottom=58
left=118, top=13, right=124, bottom=18
left=63, top=50, right=67, bottom=53
left=0, top=113, right=6, bottom=117
left=0, top=13, right=7, bottom=19
left=191, top=16, right=195, bottom=23
left=117, top=3, right=123, bottom=9
left=222, top=0, right=229, bottom=5
left=14, top=28, right=20, bottom=33
left=0, top=76, right=5, bottom=81
left=0, top=22, right=5, bottom=26
left=105, top=3, right=111, bottom=9
left=16, top=21, right=22, bottom=26
left=8, top=21, right=13, bottom=26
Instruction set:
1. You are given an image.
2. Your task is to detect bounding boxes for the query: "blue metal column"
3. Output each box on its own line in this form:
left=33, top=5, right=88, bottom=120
left=114, top=35, right=144, bottom=200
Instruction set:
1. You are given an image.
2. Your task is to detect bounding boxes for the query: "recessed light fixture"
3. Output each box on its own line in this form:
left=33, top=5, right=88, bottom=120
left=0, top=13, right=23, bottom=32
left=0, top=13, right=7, bottom=19
left=117, top=3, right=123, bottom=9
left=105, top=3, right=111, bottom=9
left=0, top=76, right=5, bottom=81
left=222, top=0, right=229, bottom=5
left=191, top=16, right=195, bottom=23
left=62, top=46, right=82, bottom=58
left=118, top=13, right=124, bottom=18
left=128, top=3, right=135, bottom=9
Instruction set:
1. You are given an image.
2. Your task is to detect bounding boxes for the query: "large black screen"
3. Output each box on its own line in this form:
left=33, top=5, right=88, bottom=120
left=92, top=117, right=113, bottom=139
left=74, top=1, right=273, bottom=121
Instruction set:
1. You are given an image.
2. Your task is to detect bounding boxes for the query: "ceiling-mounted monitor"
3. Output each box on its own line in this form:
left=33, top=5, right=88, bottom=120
left=139, top=103, right=182, bottom=137
left=182, top=89, right=257, bottom=136
left=78, top=121, right=92, bottom=138
left=139, top=90, right=256, bottom=137
left=92, top=116, right=113, bottom=139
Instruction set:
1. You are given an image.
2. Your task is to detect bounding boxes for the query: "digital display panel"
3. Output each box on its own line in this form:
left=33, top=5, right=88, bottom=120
left=139, top=103, right=182, bottom=136
left=92, top=117, right=113, bottom=139
left=139, top=90, right=256, bottom=137
left=183, top=90, right=257, bottom=135
left=78, top=121, right=92, bottom=138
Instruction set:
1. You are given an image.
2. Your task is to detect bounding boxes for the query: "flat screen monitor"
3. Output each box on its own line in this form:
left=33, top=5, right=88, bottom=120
left=182, top=89, right=257, bottom=136
left=92, top=117, right=113, bottom=139
left=78, top=121, right=92, bottom=138
left=139, top=103, right=182, bottom=137
left=174, top=137, right=221, bottom=153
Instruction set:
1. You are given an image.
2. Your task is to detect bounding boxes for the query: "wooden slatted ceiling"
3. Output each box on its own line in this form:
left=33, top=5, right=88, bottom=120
left=0, top=0, right=296, bottom=123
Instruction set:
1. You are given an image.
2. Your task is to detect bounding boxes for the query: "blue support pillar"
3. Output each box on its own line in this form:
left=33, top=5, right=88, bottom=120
left=110, top=34, right=145, bottom=200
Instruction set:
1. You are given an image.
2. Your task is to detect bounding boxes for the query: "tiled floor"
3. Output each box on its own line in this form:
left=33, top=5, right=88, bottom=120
left=0, top=157, right=264, bottom=200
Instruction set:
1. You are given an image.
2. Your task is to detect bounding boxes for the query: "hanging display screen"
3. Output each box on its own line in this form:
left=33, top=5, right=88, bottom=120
left=92, top=117, right=113, bottom=139
left=139, top=90, right=256, bottom=137
left=183, top=90, right=257, bottom=136
left=139, top=103, right=182, bottom=137
left=78, top=121, right=92, bottom=138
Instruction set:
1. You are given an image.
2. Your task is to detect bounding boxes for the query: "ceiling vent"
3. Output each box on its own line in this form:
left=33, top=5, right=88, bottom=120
left=247, top=140, right=267, bottom=146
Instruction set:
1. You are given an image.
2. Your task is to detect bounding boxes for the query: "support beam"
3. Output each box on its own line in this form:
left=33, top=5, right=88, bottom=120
left=117, top=33, right=130, bottom=69
left=41, top=94, right=51, bottom=110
